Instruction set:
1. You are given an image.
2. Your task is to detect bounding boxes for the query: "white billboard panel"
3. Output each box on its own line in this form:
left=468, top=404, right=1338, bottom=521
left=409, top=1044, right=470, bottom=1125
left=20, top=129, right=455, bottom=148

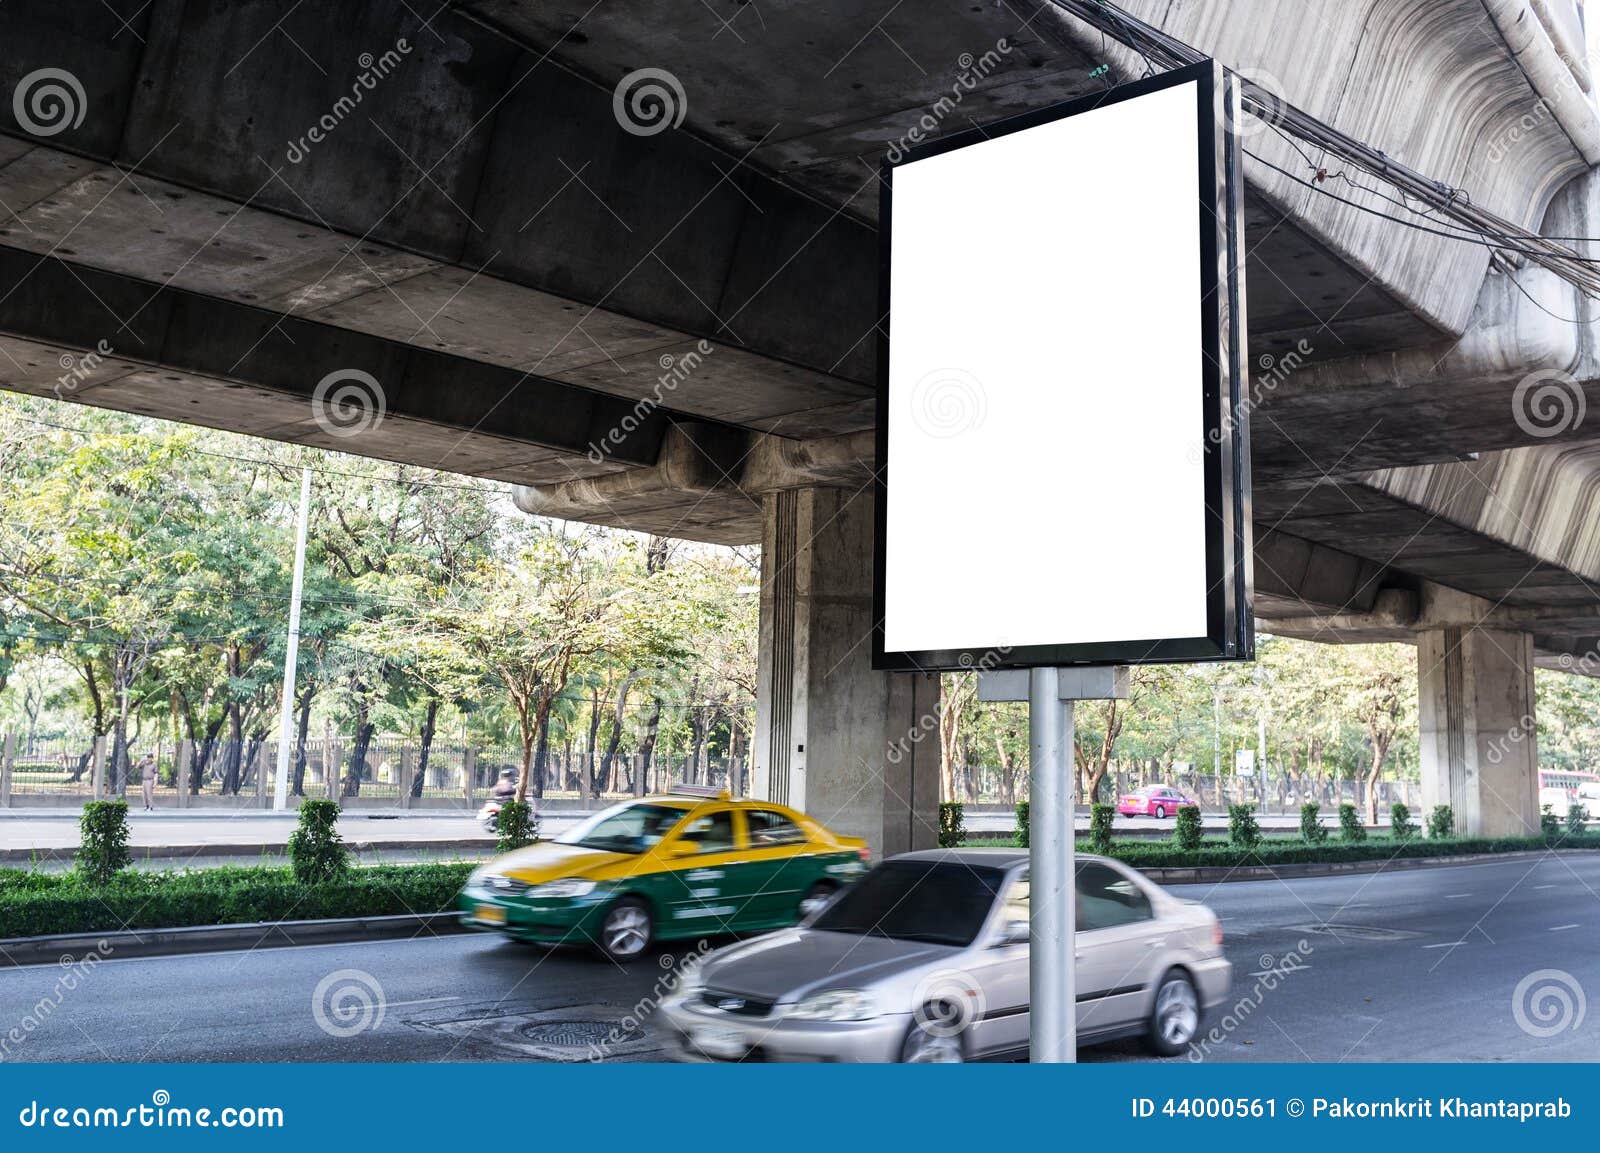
left=875, top=62, right=1251, bottom=670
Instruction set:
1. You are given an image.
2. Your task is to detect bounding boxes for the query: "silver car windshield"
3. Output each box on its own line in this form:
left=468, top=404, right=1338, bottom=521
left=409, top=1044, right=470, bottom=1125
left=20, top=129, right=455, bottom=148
left=809, top=860, right=1005, bottom=946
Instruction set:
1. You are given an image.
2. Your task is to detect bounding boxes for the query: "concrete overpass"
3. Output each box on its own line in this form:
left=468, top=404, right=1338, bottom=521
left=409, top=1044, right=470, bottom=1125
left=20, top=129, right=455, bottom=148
left=3, top=0, right=1600, bottom=843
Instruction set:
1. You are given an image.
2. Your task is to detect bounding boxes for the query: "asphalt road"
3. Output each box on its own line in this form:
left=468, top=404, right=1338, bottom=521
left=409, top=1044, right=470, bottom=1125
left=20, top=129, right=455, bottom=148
left=2, top=854, right=1596, bottom=1063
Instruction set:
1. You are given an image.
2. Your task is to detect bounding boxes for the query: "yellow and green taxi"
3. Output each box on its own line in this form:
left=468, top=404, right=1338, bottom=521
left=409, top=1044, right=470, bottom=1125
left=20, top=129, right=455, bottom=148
left=456, top=788, right=870, bottom=961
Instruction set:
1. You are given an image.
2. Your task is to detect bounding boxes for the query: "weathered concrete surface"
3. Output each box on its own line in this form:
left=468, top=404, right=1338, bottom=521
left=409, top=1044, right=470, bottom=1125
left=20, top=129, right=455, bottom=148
left=3, top=2, right=1600, bottom=672
left=1419, top=627, right=1540, bottom=837
left=752, top=486, right=940, bottom=856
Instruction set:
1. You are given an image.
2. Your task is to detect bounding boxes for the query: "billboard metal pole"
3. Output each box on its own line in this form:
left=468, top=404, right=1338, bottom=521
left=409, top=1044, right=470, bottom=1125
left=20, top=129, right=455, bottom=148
left=273, top=466, right=313, bottom=813
left=982, top=667, right=1128, bottom=1062
left=1029, top=666, right=1074, bottom=1063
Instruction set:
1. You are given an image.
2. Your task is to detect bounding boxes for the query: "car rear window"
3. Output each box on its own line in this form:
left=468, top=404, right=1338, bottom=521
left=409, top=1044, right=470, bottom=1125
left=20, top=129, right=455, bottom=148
left=809, top=860, right=1005, bottom=946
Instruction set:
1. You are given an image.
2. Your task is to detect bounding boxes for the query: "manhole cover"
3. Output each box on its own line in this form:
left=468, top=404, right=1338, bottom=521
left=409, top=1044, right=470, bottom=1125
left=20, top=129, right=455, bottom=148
left=521, top=1020, right=635, bottom=1048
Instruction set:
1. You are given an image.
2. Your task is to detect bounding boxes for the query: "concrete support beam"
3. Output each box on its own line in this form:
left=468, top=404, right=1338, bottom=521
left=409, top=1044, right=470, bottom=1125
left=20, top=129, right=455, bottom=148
left=1418, top=627, right=1539, bottom=837
left=0, top=247, right=690, bottom=480
left=752, top=486, right=939, bottom=857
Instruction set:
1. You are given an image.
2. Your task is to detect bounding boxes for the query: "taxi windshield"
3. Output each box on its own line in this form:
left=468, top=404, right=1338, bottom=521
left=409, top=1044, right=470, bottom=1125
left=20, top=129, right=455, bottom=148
left=554, top=802, right=688, bottom=854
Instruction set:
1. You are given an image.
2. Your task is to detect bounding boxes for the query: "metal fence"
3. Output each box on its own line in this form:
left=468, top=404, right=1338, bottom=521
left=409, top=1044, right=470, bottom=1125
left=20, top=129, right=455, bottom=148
left=946, top=764, right=1423, bottom=815
left=0, top=732, right=748, bottom=810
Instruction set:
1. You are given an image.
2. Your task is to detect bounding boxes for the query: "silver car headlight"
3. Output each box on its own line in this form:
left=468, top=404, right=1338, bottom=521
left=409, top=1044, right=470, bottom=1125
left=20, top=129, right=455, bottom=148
left=527, top=877, right=597, bottom=898
left=785, top=989, right=877, bottom=1021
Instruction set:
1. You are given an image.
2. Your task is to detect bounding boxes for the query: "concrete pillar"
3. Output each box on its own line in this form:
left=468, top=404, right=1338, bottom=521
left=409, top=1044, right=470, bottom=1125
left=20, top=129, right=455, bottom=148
left=1418, top=627, right=1538, bottom=837
left=753, top=487, right=941, bottom=858
left=400, top=748, right=415, bottom=810
left=0, top=732, right=14, bottom=807
left=327, top=743, right=343, bottom=801
left=462, top=748, right=476, bottom=804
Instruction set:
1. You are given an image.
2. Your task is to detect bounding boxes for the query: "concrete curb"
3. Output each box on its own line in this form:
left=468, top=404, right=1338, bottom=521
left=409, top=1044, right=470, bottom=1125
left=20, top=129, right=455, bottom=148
left=0, top=911, right=467, bottom=969
left=0, top=838, right=496, bottom=864
left=1140, top=848, right=1575, bottom=884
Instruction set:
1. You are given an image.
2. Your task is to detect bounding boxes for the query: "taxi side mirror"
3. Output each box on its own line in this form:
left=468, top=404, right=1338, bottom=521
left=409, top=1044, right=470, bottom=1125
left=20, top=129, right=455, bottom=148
left=667, top=840, right=700, bottom=857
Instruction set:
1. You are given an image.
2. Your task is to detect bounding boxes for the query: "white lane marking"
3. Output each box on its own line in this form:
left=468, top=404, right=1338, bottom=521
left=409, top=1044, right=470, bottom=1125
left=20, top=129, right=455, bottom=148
left=1533, top=884, right=1559, bottom=890
left=1248, top=967, right=1312, bottom=977
left=1549, top=924, right=1580, bottom=932
left=1422, top=942, right=1470, bottom=949
left=1444, top=893, right=1472, bottom=899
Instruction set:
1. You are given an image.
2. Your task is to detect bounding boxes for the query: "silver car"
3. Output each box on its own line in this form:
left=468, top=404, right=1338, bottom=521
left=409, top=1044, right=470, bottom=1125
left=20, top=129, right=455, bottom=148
left=660, top=848, right=1229, bottom=1062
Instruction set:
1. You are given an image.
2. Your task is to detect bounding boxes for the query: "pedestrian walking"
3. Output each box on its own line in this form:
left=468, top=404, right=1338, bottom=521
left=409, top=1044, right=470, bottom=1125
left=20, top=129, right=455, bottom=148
left=138, top=753, right=158, bottom=811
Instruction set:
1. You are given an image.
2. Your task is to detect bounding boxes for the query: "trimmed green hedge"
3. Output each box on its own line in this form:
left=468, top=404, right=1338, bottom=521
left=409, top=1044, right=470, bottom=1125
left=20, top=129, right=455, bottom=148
left=0, top=862, right=475, bottom=940
left=959, top=832, right=1600, bottom=869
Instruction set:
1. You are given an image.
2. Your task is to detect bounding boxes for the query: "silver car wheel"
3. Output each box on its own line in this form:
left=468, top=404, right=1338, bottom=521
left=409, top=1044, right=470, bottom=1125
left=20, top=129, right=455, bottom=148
left=901, top=1022, right=964, bottom=1063
left=1155, top=975, right=1199, bottom=1047
left=602, top=904, right=650, bottom=958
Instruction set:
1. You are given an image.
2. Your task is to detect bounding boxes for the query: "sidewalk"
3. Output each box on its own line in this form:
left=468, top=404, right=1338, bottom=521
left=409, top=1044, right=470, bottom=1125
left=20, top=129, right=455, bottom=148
left=0, top=810, right=593, bottom=864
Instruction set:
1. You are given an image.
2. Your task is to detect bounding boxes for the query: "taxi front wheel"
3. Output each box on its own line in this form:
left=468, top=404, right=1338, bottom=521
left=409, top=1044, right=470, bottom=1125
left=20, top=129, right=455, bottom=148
left=597, top=897, right=653, bottom=962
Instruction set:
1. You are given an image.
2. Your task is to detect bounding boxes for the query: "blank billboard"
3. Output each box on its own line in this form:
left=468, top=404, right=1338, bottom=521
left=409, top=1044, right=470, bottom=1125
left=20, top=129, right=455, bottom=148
left=875, top=62, right=1251, bottom=671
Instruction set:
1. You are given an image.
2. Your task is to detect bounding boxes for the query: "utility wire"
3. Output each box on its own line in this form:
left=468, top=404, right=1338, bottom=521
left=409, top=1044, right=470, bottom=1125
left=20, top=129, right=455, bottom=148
left=1049, top=0, right=1600, bottom=296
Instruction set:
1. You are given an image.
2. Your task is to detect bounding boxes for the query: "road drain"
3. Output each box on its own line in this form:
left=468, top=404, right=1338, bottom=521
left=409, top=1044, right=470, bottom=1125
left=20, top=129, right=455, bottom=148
left=522, top=1020, right=638, bottom=1048
left=407, top=1001, right=662, bottom=1062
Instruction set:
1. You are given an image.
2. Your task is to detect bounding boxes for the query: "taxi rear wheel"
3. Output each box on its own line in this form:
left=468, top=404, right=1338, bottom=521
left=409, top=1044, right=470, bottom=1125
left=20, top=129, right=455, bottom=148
left=596, top=897, right=653, bottom=962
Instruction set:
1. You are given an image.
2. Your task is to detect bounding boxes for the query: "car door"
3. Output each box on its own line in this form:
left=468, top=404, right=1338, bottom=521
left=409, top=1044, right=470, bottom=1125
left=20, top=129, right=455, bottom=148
left=658, top=807, right=755, bottom=935
left=734, top=807, right=816, bottom=926
left=1074, top=861, right=1164, bottom=1039
left=961, top=869, right=1031, bottom=1060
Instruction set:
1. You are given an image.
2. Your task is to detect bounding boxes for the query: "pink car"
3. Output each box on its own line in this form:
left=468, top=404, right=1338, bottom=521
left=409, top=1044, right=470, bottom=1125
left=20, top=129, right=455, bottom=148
left=1117, top=785, right=1199, bottom=819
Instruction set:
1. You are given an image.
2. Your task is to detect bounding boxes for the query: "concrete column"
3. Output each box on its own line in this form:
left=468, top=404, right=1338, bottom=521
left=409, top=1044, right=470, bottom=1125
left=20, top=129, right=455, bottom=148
left=1418, top=627, right=1538, bottom=837
left=327, top=743, right=343, bottom=801
left=400, top=748, right=415, bottom=810
left=753, top=487, right=941, bottom=858
left=462, top=748, right=476, bottom=804
left=0, top=732, right=15, bottom=807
